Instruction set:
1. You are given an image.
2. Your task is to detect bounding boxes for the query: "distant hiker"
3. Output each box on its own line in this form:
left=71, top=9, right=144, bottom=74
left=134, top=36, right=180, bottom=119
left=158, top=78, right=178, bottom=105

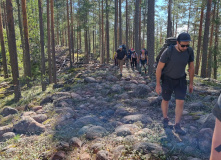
left=113, top=51, right=118, bottom=66
left=127, top=48, right=133, bottom=67
left=116, top=45, right=127, bottom=76
left=210, top=94, right=221, bottom=160
left=131, top=50, right=138, bottom=69
left=138, top=48, right=148, bottom=74
left=155, top=32, right=194, bottom=135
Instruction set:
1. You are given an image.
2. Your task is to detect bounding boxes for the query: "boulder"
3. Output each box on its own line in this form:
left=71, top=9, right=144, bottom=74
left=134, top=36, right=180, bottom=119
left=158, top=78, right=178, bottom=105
left=121, top=114, right=153, bottom=124
left=85, top=126, right=107, bottom=140
left=197, top=113, right=216, bottom=129
left=84, top=77, right=97, bottom=83
left=1, top=107, right=18, bottom=117
left=69, top=137, right=82, bottom=148
left=32, top=114, right=48, bottom=123
left=13, top=116, right=45, bottom=135
left=96, top=150, right=109, bottom=160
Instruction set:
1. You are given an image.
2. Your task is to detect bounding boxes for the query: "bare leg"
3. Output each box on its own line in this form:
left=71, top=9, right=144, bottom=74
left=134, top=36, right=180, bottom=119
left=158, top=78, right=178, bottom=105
left=175, top=99, right=184, bottom=124
left=161, top=99, right=169, bottom=118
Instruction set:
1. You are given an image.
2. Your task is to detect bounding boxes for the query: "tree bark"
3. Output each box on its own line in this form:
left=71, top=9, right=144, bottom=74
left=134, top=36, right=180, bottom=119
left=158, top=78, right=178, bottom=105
left=139, top=0, right=141, bottom=49
left=126, top=0, right=128, bottom=51
left=135, top=0, right=140, bottom=53
left=21, top=0, right=32, bottom=86
left=114, top=0, right=118, bottom=51
left=167, top=0, right=172, bottom=37
left=0, top=4, right=8, bottom=78
left=201, top=0, right=212, bottom=78
left=6, top=0, right=21, bottom=101
left=38, top=0, right=46, bottom=91
left=106, top=0, right=109, bottom=64
left=51, top=0, right=56, bottom=84
left=207, top=2, right=215, bottom=78
left=195, top=5, right=204, bottom=75
left=119, top=0, right=122, bottom=44
left=147, top=0, right=155, bottom=75
left=67, top=0, right=72, bottom=67
left=70, top=0, right=74, bottom=63
left=16, top=0, right=26, bottom=77
left=213, top=0, right=219, bottom=79
left=47, top=0, right=52, bottom=83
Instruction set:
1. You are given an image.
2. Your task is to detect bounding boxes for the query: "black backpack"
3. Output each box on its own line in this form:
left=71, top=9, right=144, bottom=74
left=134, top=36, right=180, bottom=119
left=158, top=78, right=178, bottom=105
left=154, top=37, right=193, bottom=68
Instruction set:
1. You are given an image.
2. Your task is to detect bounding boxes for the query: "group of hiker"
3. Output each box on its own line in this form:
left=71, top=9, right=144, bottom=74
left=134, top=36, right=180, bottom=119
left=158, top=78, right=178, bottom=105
left=113, top=32, right=221, bottom=159
left=113, top=45, right=148, bottom=76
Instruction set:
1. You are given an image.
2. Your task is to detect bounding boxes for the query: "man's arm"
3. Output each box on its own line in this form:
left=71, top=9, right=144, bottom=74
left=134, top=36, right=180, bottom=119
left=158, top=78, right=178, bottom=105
left=188, top=61, right=194, bottom=93
left=210, top=119, right=221, bottom=160
left=155, top=61, right=165, bottom=95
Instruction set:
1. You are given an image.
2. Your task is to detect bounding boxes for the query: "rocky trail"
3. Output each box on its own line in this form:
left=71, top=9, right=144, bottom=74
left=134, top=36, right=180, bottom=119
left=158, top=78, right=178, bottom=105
left=0, top=48, right=221, bottom=160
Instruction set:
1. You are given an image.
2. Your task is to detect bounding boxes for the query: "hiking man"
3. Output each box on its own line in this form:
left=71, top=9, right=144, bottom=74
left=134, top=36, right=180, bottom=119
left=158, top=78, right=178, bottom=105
left=138, top=48, right=148, bottom=74
left=210, top=94, right=221, bottom=160
left=116, top=45, right=127, bottom=76
left=155, top=32, right=194, bottom=135
left=127, top=48, right=133, bottom=67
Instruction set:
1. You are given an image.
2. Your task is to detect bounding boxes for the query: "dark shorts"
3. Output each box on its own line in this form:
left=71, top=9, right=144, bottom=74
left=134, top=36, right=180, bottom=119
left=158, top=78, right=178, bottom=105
left=161, top=75, right=187, bottom=101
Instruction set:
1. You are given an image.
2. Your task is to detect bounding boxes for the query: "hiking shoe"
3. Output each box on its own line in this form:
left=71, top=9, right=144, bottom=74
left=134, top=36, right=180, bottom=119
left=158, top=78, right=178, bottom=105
left=162, top=118, right=169, bottom=128
left=174, top=123, right=187, bottom=136
left=120, top=73, right=122, bottom=76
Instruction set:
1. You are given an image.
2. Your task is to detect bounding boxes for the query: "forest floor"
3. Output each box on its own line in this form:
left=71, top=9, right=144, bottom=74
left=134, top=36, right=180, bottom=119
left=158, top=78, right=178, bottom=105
left=0, top=47, right=221, bottom=160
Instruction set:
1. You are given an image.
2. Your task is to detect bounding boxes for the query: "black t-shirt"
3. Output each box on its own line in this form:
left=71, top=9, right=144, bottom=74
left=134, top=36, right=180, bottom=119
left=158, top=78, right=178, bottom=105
left=213, top=94, right=221, bottom=122
left=160, top=46, right=194, bottom=79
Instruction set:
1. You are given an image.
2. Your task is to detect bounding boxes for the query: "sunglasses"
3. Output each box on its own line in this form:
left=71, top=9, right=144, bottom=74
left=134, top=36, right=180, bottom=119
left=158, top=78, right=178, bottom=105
left=179, top=43, right=190, bottom=48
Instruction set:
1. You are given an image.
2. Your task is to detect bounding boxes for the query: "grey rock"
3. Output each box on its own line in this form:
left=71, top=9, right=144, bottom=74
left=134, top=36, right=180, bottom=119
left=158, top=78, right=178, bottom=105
left=110, top=84, right=122, bottom=94
left=96, top=150, right=109, bottom=160
left=121, top=114, right=153, bottom=124
left=133, top=142, right=164, bottom=154
left=40, top=96, right=53, bottom=105
left=197, top=113, right=216, bottom=129
left=114, top=107, right=130, bottom=117
left=0, top=125, right=13, bottom=137
left=73, top=115, right=102, bottom=129
left=69, top=137, right=82, bottom=148
left=85, top=126, right=107, bottom=140
left=31, top=114, right=48, bottom=123
left=56, top=141, right=70, bottom=151
left=189, top=102, right=206, bottom=109
left=133, top=84, right=151, bottom=97
left=1, top=107, right=18, bottom=117
left=13, top=116, right=45, bottom=135
left=90, top=143, right=104, bottom=154
left=77, top=125, right=94, bottom=136
left=22, top=111, right=37, bottom=117
left=113, top=145, right=125, bottom=159
left=1, top=132, right=15, bottom=141
left=106, top=75, right=118, bottom=82
left=115, top=126, right=132, bottom=137
left=32, top=106, right=43, bottom=112
left=84, top=77, right=97, bottom=83
left=197, top=128, right=213, bottom=153
left=80, top=153, right=91, bottom=160
left=147, top=96, right=162, bottom=106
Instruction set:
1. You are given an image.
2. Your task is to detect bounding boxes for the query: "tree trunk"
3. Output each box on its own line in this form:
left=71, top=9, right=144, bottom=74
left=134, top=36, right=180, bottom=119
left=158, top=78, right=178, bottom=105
left=195, top=5, right=204, bottom=75
left=56, top=13, right=59, bottom=46
left=147, top=0, right=155, bottom=75
left=51, top=0, right=56, bottom=84
left=70, top=0, right=74, bottom=63
left=106, top=0, right=109, bottom=64
left=126, top=0, right=128, bottom=50
left=101, top=0, right=104, bottom=64
left=135, top=0, right=140, bottom=53
left=16, top=0, right=26, bottom=77
left=67, top=0, right=72, bottom=67
left=0, top=4, right=8, bottom=78
left=213, top=0, right=219, bottom=79
left=201, top=0, right=212, bottom=78
left=187, top=0, right=192, bottom=33
left=167, top=0, right=172, bottom=37
left=114, top=0, right=118, bottom=51
left=119, top=0, right=122, bottom=44
left=21, top=0, right=32, bottom=86
left=47, top=0, right=52, bottom=83
left=6, top=0, right=21, bottom=101
left=207, top=2, right=215, bottom=78
left=38, top=0, right=46, bottom=91
left=139, top=0, right=141, bottom=49
left=3, top=2, right=9, bottom=39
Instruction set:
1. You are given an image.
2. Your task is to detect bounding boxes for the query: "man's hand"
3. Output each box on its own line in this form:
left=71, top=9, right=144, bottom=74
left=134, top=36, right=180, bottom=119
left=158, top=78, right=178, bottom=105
left=156, top=84, right=162, bottom=95
left=189, top=83, right=193, bottom=93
